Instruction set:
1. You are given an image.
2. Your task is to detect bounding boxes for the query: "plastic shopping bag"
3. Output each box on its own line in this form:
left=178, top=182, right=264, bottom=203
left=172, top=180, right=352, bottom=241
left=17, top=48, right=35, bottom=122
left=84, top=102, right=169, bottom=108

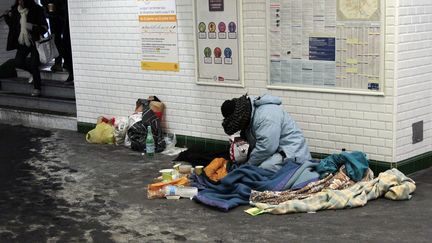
left=114, top=116, right=129, bottom=145
left=36, top=35, right=59, bottom=64
left=229, top=136, right=249, bottom=164
left=86, top=123, right=115, bottom=144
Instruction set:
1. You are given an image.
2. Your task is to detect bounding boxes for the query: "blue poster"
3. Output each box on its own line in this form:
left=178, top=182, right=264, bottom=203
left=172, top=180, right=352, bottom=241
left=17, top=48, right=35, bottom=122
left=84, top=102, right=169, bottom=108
left=309, top=37, right=335, bottom=61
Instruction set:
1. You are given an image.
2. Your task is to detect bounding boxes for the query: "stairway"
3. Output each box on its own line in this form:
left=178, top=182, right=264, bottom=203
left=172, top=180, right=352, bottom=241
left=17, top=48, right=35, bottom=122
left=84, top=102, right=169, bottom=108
left=0, top=65, right=77, bottom=131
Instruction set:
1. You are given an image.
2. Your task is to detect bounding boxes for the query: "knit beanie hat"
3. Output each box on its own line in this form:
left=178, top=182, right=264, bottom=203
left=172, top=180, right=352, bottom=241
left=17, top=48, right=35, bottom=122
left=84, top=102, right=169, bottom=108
left=221, top=94, right=252, bottom=135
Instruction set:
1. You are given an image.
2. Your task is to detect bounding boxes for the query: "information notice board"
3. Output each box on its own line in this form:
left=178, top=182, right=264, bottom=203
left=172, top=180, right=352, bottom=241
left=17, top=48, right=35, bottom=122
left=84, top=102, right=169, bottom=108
left=268, top=0, right=384, bottom=93
left=138, top=0, right=179, bottom=72
left=195, top=0, right=243, bottom=86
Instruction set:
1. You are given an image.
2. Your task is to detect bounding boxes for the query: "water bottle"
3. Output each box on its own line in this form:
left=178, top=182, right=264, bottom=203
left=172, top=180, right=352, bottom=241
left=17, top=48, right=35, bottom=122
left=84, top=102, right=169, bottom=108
left=164, top=186, right=198, bottom=199
left=146, top=125, right=155, bottom=157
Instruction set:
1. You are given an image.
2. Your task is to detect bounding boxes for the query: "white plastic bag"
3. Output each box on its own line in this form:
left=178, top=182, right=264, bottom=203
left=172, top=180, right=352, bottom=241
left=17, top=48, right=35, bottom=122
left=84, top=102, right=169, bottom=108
left=124, top=112, right=142, bottom=147
left=114, top=117, right=129, bottom=146
left=36, top=35, right=59, bottom=64
left=229, top=135, right=249, bottom=164
left=161, top=133, right=187, bottom=156
left=164, top=133, right=177, bottom=149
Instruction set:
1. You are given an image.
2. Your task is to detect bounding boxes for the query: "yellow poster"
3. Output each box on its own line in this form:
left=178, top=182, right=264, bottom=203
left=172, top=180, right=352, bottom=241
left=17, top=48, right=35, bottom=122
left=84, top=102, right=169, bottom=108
left=138, top=0, right=179, bottom=71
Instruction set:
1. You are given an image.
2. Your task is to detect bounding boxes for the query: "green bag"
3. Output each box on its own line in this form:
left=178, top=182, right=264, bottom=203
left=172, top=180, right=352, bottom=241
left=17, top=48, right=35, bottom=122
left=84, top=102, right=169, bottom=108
left=86, top=123, right=115, bottom=144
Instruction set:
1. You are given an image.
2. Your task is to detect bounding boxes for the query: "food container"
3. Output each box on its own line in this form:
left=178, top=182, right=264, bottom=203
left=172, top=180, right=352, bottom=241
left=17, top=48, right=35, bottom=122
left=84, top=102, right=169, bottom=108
left=194, top=166, right=204, bottom=175
left=179, top=164, right=192, bottom=174
left=159, top=169, right=173, bottom=182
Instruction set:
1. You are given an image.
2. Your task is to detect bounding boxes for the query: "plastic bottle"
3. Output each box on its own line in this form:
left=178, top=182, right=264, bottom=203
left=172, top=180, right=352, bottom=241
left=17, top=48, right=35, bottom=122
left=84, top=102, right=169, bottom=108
left=146, top=125, right=155, bottom=157
left=164, top=186, right=198, bottom=199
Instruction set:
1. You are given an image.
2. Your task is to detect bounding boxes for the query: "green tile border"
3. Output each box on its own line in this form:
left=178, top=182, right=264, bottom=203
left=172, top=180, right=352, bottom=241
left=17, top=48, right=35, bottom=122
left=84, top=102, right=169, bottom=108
left=77, top=122, right=431, bottom=175
left=77, top=122, right=96, bottom=134
left=311, top=151, right=432, bottom=175
left=175, top=134, right=229, bottom=152
left=396, top=151, right=432, bottom=175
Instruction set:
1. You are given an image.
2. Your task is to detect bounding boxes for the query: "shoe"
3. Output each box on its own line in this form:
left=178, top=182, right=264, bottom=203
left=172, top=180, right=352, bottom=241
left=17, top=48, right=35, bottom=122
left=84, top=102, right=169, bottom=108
left=50, top=63, right=63, bottom=72
left=66, top=73, right=74, bottom=82
left=31, top=89, right=41, bottom=97
left=28, top=75, right=33, bottom=84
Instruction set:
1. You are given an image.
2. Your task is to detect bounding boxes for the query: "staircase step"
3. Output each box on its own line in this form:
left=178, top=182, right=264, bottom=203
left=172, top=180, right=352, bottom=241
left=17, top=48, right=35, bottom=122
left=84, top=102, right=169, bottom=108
left=0, top=77, right=75, bottom=99
left=16, top=68, right=69, bottom=82
left=0, top=92, right=76, bottom=115
left=0, top=105, right=76, bottom=131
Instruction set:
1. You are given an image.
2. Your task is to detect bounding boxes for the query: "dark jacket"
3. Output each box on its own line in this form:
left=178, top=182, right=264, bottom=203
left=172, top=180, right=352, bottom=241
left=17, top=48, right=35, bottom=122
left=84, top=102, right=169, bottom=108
left=4, top=4, right=48, bottom=51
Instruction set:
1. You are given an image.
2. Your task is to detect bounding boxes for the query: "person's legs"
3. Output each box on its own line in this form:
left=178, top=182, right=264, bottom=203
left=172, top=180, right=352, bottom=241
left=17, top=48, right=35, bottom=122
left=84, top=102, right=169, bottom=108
left=29, top=45, right=42, bottom=94
left=15, top=44, right=42, bottom=96
left=15, top=44, right=34, bottom=83
left=15, top=44, right=31, bottom=72
left=62, top=18, right=73, bottom=82
left=50, top=16, right=64, bottom=71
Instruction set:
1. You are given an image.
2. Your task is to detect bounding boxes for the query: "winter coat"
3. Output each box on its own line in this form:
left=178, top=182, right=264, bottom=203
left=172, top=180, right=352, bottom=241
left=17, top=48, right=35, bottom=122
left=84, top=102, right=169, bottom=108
left=244, top=94, right=311, bottom=172
left=4, top=3, right=48, bottom=51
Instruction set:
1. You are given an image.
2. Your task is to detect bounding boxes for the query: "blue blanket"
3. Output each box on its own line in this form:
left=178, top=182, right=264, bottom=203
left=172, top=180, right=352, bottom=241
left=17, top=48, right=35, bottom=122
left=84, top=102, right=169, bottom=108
left=191, top=160, right=320, bottom=211
left=316, top=151, right=369, bottom=182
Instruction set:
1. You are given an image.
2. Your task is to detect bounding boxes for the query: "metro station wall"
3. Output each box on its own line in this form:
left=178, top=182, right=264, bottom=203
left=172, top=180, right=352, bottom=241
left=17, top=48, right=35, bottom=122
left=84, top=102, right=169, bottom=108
left=395, top=0, right=432, bottom=162
left=69, top=0, right=397, bottom=162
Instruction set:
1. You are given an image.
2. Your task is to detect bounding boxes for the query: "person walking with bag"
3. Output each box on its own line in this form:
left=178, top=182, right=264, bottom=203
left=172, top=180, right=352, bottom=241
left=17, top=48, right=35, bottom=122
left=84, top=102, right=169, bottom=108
left=4, top=0, right=48, bottom=97
left=40, top=0, right=73, bottom=82
left=40, top=1, right=63, bottom=69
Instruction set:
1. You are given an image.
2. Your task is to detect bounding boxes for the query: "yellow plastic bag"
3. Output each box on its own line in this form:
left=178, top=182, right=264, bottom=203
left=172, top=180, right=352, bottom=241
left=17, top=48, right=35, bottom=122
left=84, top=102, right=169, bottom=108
left=86, top=123, right=115, bottom=144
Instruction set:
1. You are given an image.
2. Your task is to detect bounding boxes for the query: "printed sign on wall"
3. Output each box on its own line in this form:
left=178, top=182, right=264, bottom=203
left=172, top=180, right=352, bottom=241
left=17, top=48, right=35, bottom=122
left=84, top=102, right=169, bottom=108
left=268, top=0, right=383, bottom=92
left=138, top=0, right=179, bottom=72
left=195, top=0, right=243, bottom=86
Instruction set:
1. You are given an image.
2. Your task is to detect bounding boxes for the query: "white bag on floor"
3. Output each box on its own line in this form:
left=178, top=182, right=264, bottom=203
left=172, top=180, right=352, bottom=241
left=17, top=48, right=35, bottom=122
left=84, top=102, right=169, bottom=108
left=124, top=112, right=142, bottom=147
left=114, top=117, right=129, bottom=146
left=36, top=35, right=59, bottom=64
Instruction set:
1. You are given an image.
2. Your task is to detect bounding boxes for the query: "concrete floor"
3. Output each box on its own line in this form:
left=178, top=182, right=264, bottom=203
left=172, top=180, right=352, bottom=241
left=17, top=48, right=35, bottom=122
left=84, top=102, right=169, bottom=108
left=0, top=124, right=431, bottom=242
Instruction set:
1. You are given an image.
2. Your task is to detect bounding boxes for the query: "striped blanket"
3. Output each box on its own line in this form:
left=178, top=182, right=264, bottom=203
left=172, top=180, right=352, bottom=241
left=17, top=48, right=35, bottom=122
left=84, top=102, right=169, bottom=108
left=247, top=169, right=415, bottom=215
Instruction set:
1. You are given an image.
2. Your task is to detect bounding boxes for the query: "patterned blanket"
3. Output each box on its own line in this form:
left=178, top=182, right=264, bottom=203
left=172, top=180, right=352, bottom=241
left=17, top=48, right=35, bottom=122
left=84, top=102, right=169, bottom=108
left=247, top=169, right=415, bottom=215
left=250, top=166, right=374, bottom=205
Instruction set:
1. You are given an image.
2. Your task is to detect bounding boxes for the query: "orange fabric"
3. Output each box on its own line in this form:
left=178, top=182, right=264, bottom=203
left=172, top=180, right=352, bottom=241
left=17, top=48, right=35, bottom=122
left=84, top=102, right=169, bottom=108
left=204, top=158, right=228, bottom=182
left=148, top=177, right=189, bottom=191
left=147, top=177, right=189, bottom=199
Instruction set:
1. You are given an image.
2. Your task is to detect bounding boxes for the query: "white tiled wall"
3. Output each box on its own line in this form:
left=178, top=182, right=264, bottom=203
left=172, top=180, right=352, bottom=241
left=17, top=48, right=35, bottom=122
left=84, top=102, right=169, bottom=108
left=396, top=0, right=432, bottom=162
left=67, top=0, right=398, bottom=162
left=1, top=1, right=427, bottom=163
left=0, top=0, right=15, bottom=64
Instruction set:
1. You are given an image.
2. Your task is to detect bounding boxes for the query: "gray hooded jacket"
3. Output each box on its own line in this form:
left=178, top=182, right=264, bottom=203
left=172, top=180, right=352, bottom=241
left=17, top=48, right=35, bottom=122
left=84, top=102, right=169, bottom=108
left=244, top=94, right=311, bottom=172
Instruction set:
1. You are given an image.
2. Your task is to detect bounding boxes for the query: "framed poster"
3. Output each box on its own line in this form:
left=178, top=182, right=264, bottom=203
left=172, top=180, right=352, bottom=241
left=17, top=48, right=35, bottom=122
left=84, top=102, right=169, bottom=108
left=138, top=0, right=179, bottom=72
left=267, top=0, right=385, bottom=95
left=194, top=0, right=244, bottom=87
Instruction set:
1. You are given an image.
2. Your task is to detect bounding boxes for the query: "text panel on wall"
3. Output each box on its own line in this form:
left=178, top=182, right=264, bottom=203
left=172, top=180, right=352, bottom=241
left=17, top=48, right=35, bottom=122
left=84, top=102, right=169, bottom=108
left=268, top=0, right=384, bottom=94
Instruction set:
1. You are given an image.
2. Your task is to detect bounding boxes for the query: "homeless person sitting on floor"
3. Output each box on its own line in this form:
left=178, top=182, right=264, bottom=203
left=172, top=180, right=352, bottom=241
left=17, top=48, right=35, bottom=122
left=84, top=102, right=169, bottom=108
left=221, top=94, right=311, bottom=173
